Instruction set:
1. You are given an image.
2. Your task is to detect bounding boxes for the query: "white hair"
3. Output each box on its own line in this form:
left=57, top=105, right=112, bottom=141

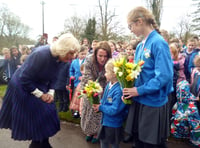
left=50, top=33, right=80, bottom=57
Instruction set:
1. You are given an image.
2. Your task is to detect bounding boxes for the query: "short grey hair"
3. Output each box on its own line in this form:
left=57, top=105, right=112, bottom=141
left=50, top=33, right=80, bottom=57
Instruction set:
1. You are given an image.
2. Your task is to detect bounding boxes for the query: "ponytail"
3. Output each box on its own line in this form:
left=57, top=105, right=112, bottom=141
left=151, top=19, right=161, bottom=34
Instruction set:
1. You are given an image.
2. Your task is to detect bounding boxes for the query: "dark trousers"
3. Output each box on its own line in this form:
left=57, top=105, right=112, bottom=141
left=55, top=89, right=69, bottom=112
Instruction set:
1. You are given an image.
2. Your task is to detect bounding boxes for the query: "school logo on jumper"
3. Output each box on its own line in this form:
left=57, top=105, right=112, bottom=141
left=144, top=48, right=151, bottom=59
left=107, top=97, right=113, bottom=103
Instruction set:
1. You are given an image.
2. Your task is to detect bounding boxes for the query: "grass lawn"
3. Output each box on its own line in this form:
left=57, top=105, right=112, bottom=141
left=58, top=111, right=80, bottom=124
left=0, top=84, right=7, bottom=98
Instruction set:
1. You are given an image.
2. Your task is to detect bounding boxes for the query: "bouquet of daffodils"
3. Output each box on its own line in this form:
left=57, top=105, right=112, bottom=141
left=113, top=56, right=144, bottom=104
left=78, top=80, right=103, bottom=105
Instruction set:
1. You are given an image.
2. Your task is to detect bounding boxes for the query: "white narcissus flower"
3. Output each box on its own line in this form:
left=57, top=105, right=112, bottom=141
left=131, top=71, right=138, bottom=79
left=135, top=71, right=140, bottom=78
left=118, top=72, right=123, bottom=77
left=114, top=67, right=119, bottom=74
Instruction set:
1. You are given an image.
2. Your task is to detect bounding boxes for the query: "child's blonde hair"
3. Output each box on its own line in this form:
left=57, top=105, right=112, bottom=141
left=2, top=48, right=10, bottom=54
left=20, top=54, right=28, bottom=64
left=169, top=43, right=179, bottom=61
left=127, top=6, right=160, bottom=34
left=105, top=59, right=118, bottom=82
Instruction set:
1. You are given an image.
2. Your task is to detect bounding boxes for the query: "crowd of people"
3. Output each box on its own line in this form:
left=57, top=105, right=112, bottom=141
left=0, top=6, right=200, bottom=148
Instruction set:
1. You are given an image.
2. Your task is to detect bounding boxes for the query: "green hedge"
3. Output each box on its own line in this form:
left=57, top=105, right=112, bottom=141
left=58, top=111, right=80, bottom=124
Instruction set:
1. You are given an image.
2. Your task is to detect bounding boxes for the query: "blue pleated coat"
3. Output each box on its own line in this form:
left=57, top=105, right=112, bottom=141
left=0, top=45, right=60, bottom=141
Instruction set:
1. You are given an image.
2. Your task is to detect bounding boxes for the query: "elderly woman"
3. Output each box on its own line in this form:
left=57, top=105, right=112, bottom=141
left=80, top=41, right=112, bottom=143
left=0, top=33, right=80, bottom=148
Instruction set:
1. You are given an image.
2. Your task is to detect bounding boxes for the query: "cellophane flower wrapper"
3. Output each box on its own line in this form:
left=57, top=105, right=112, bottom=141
left=113, top=56, right=144, bottom=104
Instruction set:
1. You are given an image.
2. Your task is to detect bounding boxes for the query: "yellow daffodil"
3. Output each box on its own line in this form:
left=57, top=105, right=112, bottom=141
left=112, top=56, right=145, bottom=105
left=125, top=62, right=134, bottom=69
left=113, top=57, right=124, bottom=67
left=126, top=73, right=134, bottom=81
left=126, top=69, right=132, bottom=74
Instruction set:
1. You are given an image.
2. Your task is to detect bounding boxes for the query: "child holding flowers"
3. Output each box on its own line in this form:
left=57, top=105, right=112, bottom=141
left=93, top=59, right=128, bottom=148
left=124, top=7, right=173, bottom=148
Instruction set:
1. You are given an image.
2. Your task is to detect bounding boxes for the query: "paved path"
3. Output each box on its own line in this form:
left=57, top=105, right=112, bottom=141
left=0, top=121, right=196, bottom=148
left=0, top=99, right=196, bottom=148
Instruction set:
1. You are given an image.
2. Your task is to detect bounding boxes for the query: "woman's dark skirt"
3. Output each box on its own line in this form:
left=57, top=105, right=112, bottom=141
left=97, top=125, right=124, bottom=144
left=125, top=101, right=169, bottom=145
left=0, top=78, right=60, bottom=141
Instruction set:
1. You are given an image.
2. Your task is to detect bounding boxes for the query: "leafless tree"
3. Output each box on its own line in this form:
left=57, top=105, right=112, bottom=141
left=97, top=0, right=125, bottom=41
left=63, top=15, right=85, bottom=40
left=145, top=0, right=163, bottom=27
left=172, top=14, right=193, bottom=42
left=0, top=4, right=32, bottom=49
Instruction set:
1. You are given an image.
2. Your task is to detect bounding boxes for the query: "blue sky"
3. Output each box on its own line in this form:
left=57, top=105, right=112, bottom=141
left=0, top=0, right=193, bottom=42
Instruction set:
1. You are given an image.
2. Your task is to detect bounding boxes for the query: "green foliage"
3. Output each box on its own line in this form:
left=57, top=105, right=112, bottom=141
left=82, top=18, right=97, bottom=43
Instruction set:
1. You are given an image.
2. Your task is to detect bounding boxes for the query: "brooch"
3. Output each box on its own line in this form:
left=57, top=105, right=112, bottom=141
left=144, top=48, right=151, bottom=58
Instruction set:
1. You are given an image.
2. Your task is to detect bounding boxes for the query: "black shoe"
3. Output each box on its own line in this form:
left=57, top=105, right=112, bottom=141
left=123, top=135, right=133, bottom=143
left=41, top=139, right=52, bottom=148
left=29, top=141, right=41, bottom=148
left=132, top=142, right=136, bottom=148
left=73, top=111, right=80, bottom=118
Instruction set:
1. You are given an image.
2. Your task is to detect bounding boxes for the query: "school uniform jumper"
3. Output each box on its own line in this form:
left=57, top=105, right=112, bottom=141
left=69, top=58, right=84, bottom=87
left=125, top=30, right=173, bottom=145
left=98, top=82, right=128, bottom=144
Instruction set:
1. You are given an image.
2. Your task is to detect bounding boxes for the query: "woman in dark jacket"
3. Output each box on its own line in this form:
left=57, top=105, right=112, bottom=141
left=0, top=33, right=80, bottom=148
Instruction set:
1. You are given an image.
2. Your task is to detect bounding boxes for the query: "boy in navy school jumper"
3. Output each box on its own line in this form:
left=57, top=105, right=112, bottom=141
left=93, top=59, right=128, bottom=148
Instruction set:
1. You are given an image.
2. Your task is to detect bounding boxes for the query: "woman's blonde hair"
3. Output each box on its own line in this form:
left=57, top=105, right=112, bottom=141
left=127, top=6, right=160, bottom=34
left=50, top=33, right=80, bottom=57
